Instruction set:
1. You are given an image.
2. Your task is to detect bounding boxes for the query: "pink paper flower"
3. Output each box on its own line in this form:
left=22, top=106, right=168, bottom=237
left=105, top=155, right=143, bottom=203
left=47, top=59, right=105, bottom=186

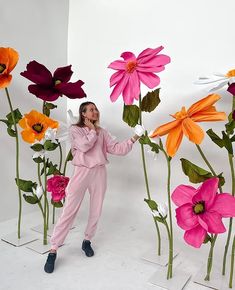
left=108, top=46, right=171, bottom=105
left=47, top=175, right=69, bottom=202
left=171, top=177, right=235, bottom=248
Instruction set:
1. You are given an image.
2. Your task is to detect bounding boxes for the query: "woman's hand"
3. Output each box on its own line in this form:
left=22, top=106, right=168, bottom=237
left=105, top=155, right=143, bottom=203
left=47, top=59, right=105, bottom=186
left=84, top=118, right=96, bottom=131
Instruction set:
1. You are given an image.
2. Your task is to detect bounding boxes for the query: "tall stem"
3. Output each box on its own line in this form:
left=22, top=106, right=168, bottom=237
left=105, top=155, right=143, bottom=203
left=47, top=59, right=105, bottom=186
left=162, top=148, right=173, bottom=279
left=43, top=158, right=48, bottom=245
left=222, top=153, right=235, bottom=275
left=138, top=96, right=161, bottom=255
left=164, top=220, right=173, bottom=279
left=5, top=88, right=22, bottom=239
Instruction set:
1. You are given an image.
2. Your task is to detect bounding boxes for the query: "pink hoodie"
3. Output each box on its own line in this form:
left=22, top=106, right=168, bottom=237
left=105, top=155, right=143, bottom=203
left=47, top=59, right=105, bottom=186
left=69, top=125, right=134, bottom=168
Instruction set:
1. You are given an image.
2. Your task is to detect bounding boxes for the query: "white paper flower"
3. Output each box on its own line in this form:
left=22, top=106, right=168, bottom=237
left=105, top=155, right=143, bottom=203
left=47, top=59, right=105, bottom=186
left=151, top=202, right=168, bottom=218
left=33, top=185, right=43, bottom=199
left=44, top=127, right=57, bottom=142
left=32, top=150, right=47, bottom=159
left=194, top=69, right=235, bottom=92
left=67, top=109, right=79, bottom=125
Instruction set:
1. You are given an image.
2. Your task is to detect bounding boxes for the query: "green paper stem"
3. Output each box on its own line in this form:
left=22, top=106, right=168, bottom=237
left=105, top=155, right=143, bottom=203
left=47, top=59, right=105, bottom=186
left=5, top=88, right=22, bottom=239
left=139, top=95, right=161, bottom=256
left=43, top=158, right=48, bottom=245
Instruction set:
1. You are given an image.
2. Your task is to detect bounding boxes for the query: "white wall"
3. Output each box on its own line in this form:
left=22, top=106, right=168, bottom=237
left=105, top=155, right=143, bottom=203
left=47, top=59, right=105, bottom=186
left=68, top=0, right=234, bottom=209
left=0, top=0, right=69, bottom=222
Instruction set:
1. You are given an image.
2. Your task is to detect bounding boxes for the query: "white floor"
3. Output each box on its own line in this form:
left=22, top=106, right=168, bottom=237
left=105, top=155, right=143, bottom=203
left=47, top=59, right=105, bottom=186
left=0, top=190, right=233, bottom=290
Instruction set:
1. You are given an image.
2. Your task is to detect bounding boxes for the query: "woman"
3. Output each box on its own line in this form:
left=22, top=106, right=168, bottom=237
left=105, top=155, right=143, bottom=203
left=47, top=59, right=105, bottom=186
left=44, top=101, right=144, bottom=273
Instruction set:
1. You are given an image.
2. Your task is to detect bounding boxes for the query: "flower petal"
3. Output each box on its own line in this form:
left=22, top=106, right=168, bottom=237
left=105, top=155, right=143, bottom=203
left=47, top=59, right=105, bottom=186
left=166, top=124, right=183, bottom=157
left=120, top=52, right=136, bottom=61
left=137, top=46, right=164, bottom=62
left=6, top=47, right=19, bottom=73
left=228, top=83, right=235, bottom=96
left=188, top=94, right=221, bottom=116
left=192, top=177, right=219, bottom=210
left=56, top=80, right=86, bottom=99
left=150, top=120, right=181, bottom=138
left=28, top=84, right=60, bottom=101
left=182, top=118, right=204, bottom=144
left=110, top=70, right=125, bottom=87
left=21, top=61, right=53, bottom=86
left=0, top=75, right=12, bottom=89
left=171, top=184, right=197, bottom=206
left=200, top=211, right=226, bottom=233
left=191, top=106, right=227, bottom=122
left=210, top=193, right=235, bottom=217
left=175, top=204, right=198, bottom=230
left=122, top=71, right=140, bottom=105
left=184, top=225, right=207, bottom=248
left=138, top=71, right=160, bottom=88
left=53, top=65, right=73, bottom=83
left=110, top=73, right=129, bottom=102
left=108, top=60, right=126, bottom=70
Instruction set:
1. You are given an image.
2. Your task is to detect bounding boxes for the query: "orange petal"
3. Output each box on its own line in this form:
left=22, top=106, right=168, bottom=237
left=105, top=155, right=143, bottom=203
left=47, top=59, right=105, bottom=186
left=166, top=124, right=183, bottom=157
left=0, top=74, right=12, bottom=89
left=150, top=120, right=181, bottom=137
left=6, top=47, right=19, bottom=73
left=182, top=118, right=204, bottom=144
left=21, top=130, right=36, bottom=143
left=187, top=94, right=221, bottom=116
left=18, top=117, right=27, bottom=129
left=191, top=107, right=226, bottom=122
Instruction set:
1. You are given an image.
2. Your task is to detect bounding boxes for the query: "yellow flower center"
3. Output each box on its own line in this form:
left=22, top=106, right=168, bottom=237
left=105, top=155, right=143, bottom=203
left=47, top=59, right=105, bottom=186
left=173, top=106, right=188, bottom=120
left=126, top=60, right=137, bottom=73
left=193, top=201, right=205, bottom=214
left=226, top=69, right=235, bottom=78
left=0, top=64, right=6, bottom=74
left=32, top=123, right=44, bottom=133
left=55, top=80, right=62, bottom=86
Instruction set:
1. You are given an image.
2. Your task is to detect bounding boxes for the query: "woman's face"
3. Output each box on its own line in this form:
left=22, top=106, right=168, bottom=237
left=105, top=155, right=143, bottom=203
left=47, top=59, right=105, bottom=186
left=82, top=104, right=99, bottom=122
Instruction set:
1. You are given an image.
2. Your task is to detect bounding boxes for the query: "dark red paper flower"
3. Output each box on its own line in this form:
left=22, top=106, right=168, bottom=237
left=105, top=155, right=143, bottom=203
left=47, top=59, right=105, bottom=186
left=21, top=61, right=86, bottom=101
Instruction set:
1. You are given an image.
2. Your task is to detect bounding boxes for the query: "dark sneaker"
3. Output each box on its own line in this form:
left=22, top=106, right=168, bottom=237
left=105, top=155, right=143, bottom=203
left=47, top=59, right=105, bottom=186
left=82, top=240, right=94, bottom=257
left=44, top=252, right=57, bottom=273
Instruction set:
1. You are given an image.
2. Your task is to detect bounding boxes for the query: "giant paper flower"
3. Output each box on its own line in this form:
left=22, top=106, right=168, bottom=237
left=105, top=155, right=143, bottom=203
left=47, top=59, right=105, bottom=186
left=172, top=177, right=235, bottom=248
left=19, top=110, right=59, bottom=143
left=149, top=94, right=226, bottom=157
left=20, top=61, right=86, bottom=101
left=108, top=46, right=171, bottom=105
left=0, top=47, right=19, bottom=89
left=47, top=175, right=70, bottom=202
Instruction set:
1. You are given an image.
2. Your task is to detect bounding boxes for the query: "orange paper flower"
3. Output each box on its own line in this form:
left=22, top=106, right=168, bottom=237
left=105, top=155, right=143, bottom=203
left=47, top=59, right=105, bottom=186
left=19, top=110, right=59, bottom=143
left=150, top=94, right=226, bottom=157
left=0, top=47, right=19, bottom=89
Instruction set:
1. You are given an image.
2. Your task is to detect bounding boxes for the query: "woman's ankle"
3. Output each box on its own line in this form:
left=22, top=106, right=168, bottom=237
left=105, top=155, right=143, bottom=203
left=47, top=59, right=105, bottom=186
left=50, top=249, right=57, bottom=253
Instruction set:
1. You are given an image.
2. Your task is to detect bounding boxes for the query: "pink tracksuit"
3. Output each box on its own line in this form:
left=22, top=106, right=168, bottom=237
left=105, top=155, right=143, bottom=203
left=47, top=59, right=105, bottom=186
left=50, top=125, right=134, bottom=250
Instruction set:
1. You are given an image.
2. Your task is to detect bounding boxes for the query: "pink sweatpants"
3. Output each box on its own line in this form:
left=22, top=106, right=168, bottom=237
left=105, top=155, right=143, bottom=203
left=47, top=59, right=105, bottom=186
left=50, top=165, right=107, bottom=251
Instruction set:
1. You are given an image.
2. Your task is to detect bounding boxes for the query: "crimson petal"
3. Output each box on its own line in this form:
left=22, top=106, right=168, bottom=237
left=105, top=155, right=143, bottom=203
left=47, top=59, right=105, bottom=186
left=53, top=65, right=73, bottom=83
left=56, top=80, right=86, bottom=99
left=28, top=84, right=60, bottom=101
left=21, top=60, right=52, bottom=86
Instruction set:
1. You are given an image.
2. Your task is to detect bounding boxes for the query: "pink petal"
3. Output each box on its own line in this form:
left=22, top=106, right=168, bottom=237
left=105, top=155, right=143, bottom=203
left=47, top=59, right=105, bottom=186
left=122, top=71, right=140, bottom=105
left=108, top=60, right=126, bottom=70
left=137, top=64, right=165, bottom=73
left=210, top=193, right=235, bottom=217
left=137, top=46, right=164, bottom=61
left=139, top=54, right=171, bottom=67
left=198, top=216, right=208, bottom=231
left=184, top=225, right=207, bottom=248
left=171, top=185, right=197, bottom=206
left=175, top=204, right=198, bottom=230
left=121, top=52, right=136, bottom=61
left=110, top=73, right=129, bottom=102
left=192, top=178, right=219, bottom=210
left=200, top=211, right=226, bottom=233
left=110, top=70, right=125, bottom=87
left=138, top=71, right=160, bottom=88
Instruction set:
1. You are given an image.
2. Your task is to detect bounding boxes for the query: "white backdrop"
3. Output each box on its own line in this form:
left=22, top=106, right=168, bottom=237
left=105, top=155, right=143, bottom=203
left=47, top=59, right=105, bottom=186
left=68, top=0, right=234, bottom=208
left=0, top=0, right=69, bottom=222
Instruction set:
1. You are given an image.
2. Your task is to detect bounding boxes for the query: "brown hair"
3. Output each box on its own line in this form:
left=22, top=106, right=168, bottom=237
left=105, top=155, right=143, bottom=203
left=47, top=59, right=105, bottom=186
left=75, top=101, right=99, bottom=127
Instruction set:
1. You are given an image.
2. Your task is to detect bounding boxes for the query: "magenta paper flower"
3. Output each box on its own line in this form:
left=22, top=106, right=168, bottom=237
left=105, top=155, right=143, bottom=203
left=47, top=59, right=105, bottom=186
left=228, top=83, right=235, bottom=96
left=21, top=61, right=86, bottom=101
left=47, top=175, right=69, bottom=202
left=108, top=46, right=171, bottom=105
left=171, top=177, right=235, bottom=248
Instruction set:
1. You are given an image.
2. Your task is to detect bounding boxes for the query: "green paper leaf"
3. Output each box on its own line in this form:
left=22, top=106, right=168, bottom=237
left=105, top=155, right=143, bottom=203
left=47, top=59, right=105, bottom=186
left=206, top=129, right=224, bottom=148
left=225, top=112, right=235, bottom=135
left=23, top=194, right=39, bottom=204
left=7, top=127, right=16, bottom=137
left=30, top=143, right=44, bottom=152
left=45, top=102, right=57, bottom=110
left=33, top=157, right=44, bottom=163
left=181, top=158, right=213, bottom=183
left=122, top=104, right=139, bottom=127
left=51, top=200, right=63, bottom=208
left=144, top=198, right=158, bottom=211
left=67, top=149, right=73, bottom=161
left=44, top=140, right=59, bottom=151
left=139, top=135, right=160, bottom=154
left=222, top=131, right=233, bottom=154
left=16, top=179, right=37, bottom=192
left=6, top=108, right=22, bottom=125
left=140, top=89, right=161, bottom=112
